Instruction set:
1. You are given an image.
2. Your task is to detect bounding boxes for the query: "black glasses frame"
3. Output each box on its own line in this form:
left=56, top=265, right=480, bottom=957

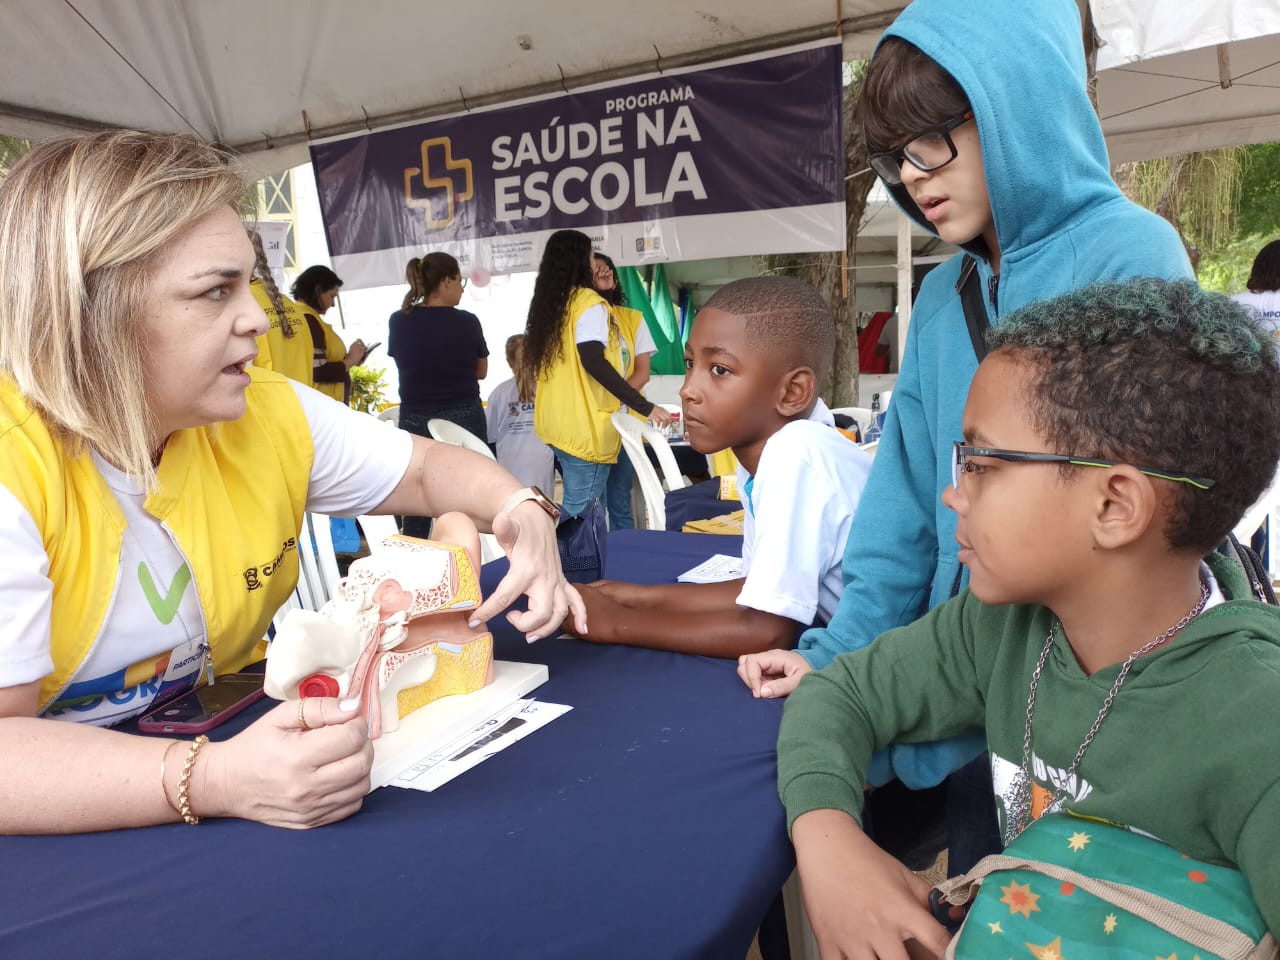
left=952, top=442, right=1216, bottom=491
left=869, top=110, right=975, bottom=185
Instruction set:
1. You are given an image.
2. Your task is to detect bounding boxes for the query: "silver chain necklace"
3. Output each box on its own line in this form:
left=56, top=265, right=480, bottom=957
left=1003, top=580, right=1210, bottom=844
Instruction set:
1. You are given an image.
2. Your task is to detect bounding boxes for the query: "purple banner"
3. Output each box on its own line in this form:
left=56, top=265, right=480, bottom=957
left=311, top=42, right=844, bottom=288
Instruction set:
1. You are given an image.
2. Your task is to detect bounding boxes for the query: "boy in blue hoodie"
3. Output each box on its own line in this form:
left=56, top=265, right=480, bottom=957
left=738, top=0, right=1193, bottom=859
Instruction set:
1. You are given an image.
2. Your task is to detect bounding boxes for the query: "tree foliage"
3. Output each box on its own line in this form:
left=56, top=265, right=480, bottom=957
left=1117, top=142, right=1280, bottom=292
left=0, top=135, right=30, bottom=178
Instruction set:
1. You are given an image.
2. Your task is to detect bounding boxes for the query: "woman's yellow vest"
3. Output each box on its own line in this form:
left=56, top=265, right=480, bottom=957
left=252, top=282, right=315, bottom=388
left=0, top=368, right=312, bottom=711
left=310, top=313, right=348, bottom=403
left=533, top=288, right=623, bottom=463
left=612, top=305, right=646, bottom=378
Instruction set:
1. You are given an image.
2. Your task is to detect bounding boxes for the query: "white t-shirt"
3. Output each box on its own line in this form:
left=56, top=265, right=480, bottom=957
left=0, top=381, right=413, bottom=724
left=574, top=304, right=609, bottom=345
left=1233, top=290, right=1280, bottom=346
left=485, top=377, right=555, bottom=493
left=735, top=400, right=873, bottom=626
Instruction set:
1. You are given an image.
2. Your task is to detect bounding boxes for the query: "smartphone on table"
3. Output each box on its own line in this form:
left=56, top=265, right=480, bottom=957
left=137, top=672, right=266, bottom=735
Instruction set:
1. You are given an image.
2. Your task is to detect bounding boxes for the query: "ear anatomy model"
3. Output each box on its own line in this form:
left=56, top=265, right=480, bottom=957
left=265, top=525, right=493, bottom=739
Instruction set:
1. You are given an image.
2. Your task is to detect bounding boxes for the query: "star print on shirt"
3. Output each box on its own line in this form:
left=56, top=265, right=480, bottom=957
left=1067, top=831, right=1090, bottom=852
left=999, top=880, right=1041, bottom=918
left=1024, top=935, right=1065, bottom=960
left=988, top=921, right=1004, bottom=934
left=1103, top=913, right=1117, bottom=934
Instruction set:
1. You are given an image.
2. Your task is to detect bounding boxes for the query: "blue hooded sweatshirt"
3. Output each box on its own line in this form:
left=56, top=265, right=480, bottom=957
left=797, top=0, right=1193, bottom=788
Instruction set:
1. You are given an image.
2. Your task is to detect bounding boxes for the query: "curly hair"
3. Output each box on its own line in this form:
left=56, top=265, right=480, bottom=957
left=523, top=230, right=596, bottom=379
left=862, top=36, right=970, bottom=153
left=1246, top=238, right=1280, bottom=293
left=987, top=278, right=1280, bottom=553
left=594, top=252, right=626, bottom=308
left=291, top=264, right=342, bottom=313
left=702, top=276, right=836, bottom=384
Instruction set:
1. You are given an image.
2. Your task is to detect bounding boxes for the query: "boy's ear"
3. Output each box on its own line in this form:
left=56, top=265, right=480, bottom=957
left=1090, top=466, right=1160, bottom=550
left=775, top=365, right=817, bottom=418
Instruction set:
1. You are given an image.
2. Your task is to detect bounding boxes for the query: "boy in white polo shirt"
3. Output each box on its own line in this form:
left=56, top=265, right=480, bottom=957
left=563, top=276, right=872, bottom=658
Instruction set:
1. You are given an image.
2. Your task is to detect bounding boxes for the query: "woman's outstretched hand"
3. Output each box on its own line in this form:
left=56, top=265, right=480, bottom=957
left=474, top=500, right=587, bottom=642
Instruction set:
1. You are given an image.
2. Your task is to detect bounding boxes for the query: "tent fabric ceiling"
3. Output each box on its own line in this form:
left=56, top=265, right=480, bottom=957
left=0, top=0, right=900, bottom=177
left=0, top=1, right=1275, bottom=176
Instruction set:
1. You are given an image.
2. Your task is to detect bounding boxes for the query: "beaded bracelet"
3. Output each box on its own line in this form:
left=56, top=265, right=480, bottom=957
left=175, top=735, right=209, bottom=825
left=158, top=740, right=183, bottom=818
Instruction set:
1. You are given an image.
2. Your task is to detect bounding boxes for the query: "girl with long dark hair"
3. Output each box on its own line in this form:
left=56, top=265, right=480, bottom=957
left=524, top=230, right=669, bottom=518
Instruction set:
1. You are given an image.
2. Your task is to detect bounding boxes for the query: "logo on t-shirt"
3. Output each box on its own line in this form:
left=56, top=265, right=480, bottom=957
left=243, top=536, right=297, bottom=591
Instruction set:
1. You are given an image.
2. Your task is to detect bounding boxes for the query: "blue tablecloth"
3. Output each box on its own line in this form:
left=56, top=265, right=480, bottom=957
left=0, top=531, right=787, bottom=960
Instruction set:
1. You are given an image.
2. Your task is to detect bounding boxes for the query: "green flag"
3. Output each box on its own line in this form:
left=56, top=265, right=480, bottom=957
left=618, top=264, right=685, bottom=375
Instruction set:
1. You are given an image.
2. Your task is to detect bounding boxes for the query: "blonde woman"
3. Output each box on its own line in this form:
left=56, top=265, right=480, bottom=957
left=0, top=131, right=584, bottom=834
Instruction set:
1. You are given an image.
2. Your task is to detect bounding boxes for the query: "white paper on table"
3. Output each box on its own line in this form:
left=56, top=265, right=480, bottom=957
left=387, top=699, right=572, bottom=792
left=677, top=554, right=744, bottom=584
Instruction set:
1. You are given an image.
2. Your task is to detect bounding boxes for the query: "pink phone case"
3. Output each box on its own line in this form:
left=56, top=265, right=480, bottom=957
left=137, top=674, right=266, bottom=735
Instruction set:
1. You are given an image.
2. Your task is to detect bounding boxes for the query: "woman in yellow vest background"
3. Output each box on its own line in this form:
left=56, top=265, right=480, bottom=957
left=248, top=233, right=314, bottom=387
left=0, top=130, right=584, bottom=835
left=524, top=230, right=671, bottom=519
left=592, top=253, right=658, bottom=530
left=292, top=264, right=367, bottom=405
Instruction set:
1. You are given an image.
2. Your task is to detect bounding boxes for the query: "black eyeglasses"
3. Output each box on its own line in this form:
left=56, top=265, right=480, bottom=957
left=869, top=110, right=975, bottom=185
left=952, top=442, right=1216, bottom=491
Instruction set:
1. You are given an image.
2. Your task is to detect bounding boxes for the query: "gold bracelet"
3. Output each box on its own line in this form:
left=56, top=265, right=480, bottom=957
left=175, top=735, right=209, bottom=825
left=158, top=740, right=183, bottom=818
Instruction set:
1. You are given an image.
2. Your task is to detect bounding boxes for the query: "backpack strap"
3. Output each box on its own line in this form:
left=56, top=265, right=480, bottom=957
left=956, top=255, right=990, bottom=363
left=1217, top=532, right=1277, bottom=605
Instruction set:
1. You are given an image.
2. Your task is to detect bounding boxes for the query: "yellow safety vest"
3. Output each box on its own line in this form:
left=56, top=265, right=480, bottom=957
left=0, top=368, right=313, bottom=711
left=310, top=312, right=348, bottom=404
left=252, top=281, right=315, bottom=388
left=533, top=287, right=623, bottom=463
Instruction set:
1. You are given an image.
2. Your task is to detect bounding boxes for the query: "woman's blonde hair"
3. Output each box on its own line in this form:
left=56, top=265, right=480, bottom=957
left=506, top=334, right=536, bottom=404
left=0, top=129, right=247, bottom=486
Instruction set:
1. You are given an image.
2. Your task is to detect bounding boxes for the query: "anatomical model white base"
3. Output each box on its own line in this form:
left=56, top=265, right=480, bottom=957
left=265, top=519, right=510, bottom=745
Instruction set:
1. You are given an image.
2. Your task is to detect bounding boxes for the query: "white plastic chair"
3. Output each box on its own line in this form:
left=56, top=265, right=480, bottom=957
left=355, top=513, right=400, bottom=551
left=295, top=512, right=342, bottom=611
left=611, top=412, right=689, bottom=530
left=427, top=418, right=496, bottom=460
left=376, top=404, right=401, bottom=426
left=425, top=418, right=502, bottom=562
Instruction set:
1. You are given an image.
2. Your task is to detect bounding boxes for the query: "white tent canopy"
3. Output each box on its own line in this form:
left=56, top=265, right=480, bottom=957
left=1092, top=0, right=1280, bottom=162
left=0, top=1, right=1275, bottom=174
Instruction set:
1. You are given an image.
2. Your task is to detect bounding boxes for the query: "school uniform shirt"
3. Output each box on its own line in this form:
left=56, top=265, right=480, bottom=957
left=1233, top=289, right=1280, bottom=346
left=485, top=377, right=555, bottom=493
left=0, top=378, right=411, bottom=725
left=734, top=400, right=873, bottom=626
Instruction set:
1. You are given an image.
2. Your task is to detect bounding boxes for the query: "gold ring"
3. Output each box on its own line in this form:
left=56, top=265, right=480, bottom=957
left=297, top=698, right=310, bottom=731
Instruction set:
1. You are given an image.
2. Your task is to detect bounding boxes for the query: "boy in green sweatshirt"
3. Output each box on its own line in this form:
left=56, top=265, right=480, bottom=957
left=777, top=278, right=1280, bottom=955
